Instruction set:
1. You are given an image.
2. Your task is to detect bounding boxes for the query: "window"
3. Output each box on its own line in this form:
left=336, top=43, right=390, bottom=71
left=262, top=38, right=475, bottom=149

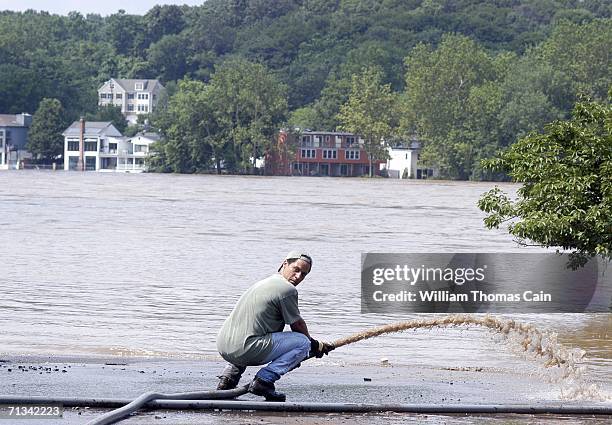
left=322, top=149, right=337, bottom=159
left=346, top=136, right=355, bottom=146
left=99, top=93, right=106, bottom=99
left=67, top=141, right=79, bottom=151
left=345, top=150, right=360, bottom=160
left=127, top=104, right=134, bottom=111
left=68, top=156, right=79, bottom=170
left=109, top=143, right=117, bottom=153
left=85, top=141, right=97, bottom=151
left=301, top=149, right=316, bottom=159
left=85, top=156, right=96, bottom=171
left=137, top=105, right=149, bottom=112
left=135, top=82, right=144, bottom=91
left=301, top=135, right=312, bottom=146
left=116, top=93, right=122, bottom=99
left=128, top=93, right=135, bottom=99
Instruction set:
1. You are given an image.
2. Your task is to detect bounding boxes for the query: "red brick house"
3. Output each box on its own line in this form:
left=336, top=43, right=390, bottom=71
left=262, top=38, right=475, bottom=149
left=266, top=130, right=385, bottom=177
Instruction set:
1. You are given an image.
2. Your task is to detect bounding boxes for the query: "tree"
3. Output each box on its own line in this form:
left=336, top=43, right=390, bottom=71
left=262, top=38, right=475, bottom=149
left=146, top=34, right=189, bottom=82
left=403, top=34, right=497, bottom=179
left=151, top=79, right=216, bottom=173
left=209, top=58, right=288, bottom=173
left=496, top=56, right=569, bottom=147
left=85, top=104, right=127, bottom=134
left=337, top=66, right=399, bottom=177
left=105, top=10, right=143, bottom=56
left=478, top=94, right=612, bottom=269
left=27, top=98, right=67, bottom=163
left=311, top=72, right=352, bottom=131
left=534, top=19, right=612, bottom=102
left=143, top=4, right=186, bottom=46
left=288, top=106, right=319, bottom=130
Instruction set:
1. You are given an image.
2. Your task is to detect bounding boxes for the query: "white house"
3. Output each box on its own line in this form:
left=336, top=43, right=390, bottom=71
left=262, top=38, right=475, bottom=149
left=382, top=142, right=420, bottom=179
left=121, top=132, right=161, bottom=172
left=98, top=78, right=165, bottom=124
left=63, top=121, right=159, bottom=172
left=63, top=121, right=123, bottom=171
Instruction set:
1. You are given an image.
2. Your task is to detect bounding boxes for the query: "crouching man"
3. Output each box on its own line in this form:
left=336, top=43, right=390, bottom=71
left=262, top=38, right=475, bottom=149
left=216, top=251, right=333, bottom=401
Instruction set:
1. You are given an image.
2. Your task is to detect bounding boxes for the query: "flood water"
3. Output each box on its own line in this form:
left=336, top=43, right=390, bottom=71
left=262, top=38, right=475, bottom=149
left=1, top=171, right=610, bottom=401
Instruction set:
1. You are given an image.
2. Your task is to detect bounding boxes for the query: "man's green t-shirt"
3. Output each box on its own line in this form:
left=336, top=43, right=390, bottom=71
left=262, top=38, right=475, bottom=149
left=216, top=273, right=302, bottom=366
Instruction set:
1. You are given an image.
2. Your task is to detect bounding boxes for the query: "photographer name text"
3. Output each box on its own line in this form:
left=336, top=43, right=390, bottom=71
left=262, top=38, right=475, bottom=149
left=372, top=290, right=552, bottom=303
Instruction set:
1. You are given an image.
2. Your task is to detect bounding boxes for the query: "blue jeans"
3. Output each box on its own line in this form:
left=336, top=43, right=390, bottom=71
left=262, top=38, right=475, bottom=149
left=221, top=332, right=310, bottom=385
left=256, top=332, right=310, bottom=383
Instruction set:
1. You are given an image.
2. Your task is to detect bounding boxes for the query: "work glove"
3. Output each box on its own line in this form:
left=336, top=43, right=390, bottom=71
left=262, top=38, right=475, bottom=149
left=309, top=338, right=335, bottom=358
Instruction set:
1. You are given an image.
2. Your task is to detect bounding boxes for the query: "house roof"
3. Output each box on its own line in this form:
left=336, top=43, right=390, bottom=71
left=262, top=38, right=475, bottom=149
left=0, top=113, right=31, bottom=127
left=62, top=121, right=122, bottom=137
left=301, top=130, right=356, bottom=136
left=110, top=79, right=164, bottom=92
left=140, top=132, right=161, bottom=141
left=390, top=141, right=421, bottom=150
left=129, top=132, right=161, bottom=143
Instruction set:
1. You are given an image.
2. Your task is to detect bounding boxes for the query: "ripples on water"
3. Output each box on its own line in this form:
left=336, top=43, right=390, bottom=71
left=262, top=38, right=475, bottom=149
left=0, top=171, right=609, bottom=394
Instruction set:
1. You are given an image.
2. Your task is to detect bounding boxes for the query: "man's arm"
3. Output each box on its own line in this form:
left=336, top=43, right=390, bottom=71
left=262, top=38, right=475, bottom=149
left=290, top=318, right=310, bottom=338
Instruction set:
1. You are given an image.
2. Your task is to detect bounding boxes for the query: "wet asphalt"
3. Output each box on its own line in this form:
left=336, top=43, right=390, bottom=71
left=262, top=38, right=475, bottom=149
left=0, top=356, right=610, bottom=424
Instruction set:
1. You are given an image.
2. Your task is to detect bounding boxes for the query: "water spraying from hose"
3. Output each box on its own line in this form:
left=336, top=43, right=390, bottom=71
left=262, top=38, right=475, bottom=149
left=330, top=314, right=607, bottom=401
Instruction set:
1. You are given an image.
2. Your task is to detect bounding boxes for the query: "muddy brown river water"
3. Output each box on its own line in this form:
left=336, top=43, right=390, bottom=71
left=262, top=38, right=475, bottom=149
left=1, top=171, right=610, bottom=406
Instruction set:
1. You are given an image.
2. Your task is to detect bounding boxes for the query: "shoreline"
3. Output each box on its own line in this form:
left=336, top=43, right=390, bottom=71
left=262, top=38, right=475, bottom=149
left=2, top=354, right=611, bottom=424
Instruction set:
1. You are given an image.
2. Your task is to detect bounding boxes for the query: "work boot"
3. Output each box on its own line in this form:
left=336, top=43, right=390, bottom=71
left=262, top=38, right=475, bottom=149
left=217, top=364, right=246, bottom=390
left=249, top=377, right=286, bottom=402
left=216, top=375, right=239, bottom=390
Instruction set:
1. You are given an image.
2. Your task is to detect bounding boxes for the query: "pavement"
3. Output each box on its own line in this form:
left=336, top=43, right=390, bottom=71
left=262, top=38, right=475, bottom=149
left=0, top=355, right=610, bottom=424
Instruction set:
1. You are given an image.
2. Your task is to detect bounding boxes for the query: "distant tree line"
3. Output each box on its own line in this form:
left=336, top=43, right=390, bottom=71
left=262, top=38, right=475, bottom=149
left=1, top=1, right=610, bottom=177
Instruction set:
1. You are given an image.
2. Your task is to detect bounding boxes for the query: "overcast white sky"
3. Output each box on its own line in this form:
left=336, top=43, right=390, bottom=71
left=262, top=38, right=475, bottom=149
left=0, top=1, right=205, bottom=16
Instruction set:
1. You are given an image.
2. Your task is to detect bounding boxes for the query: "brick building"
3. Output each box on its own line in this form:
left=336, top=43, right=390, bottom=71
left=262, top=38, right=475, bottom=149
left=267, top=130, right=385, bottom=177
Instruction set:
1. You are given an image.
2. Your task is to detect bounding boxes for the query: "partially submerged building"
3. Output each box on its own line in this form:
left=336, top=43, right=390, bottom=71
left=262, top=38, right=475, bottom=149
left=0, top=113, right=32, bottom=170
left=383, top=141, right=423, bottom=179
left=63, top=120, right=158, bottom=172
left=267, top=130, right=435, bottom=178
left=268, top=130, right=386, bottom=177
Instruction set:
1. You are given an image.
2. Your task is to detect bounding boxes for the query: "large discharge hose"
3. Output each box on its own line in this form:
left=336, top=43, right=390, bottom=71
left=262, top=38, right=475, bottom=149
left=83, top=386, right=250, bottom=425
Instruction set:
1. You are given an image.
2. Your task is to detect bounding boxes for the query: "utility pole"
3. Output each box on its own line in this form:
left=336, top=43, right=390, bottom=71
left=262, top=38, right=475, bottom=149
left=78, top=117, right=85, bottom=171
